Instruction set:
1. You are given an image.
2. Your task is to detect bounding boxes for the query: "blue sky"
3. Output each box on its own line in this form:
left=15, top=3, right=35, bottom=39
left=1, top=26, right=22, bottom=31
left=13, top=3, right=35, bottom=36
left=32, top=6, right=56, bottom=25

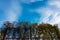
left=0, top=0, right=60, bottom=28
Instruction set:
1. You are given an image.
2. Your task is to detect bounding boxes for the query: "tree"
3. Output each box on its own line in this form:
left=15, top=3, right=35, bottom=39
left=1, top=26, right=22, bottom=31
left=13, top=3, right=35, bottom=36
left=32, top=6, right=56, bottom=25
left=0, top=21, right=60, bottom=40
left=2, top=21, right=13, bottom=40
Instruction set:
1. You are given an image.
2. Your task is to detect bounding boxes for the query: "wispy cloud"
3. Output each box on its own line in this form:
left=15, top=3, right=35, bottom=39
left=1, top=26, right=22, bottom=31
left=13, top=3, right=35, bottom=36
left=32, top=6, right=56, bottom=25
left=0, top=0, right=60, bottom=28
left=5, top=0, right=22, bottom=22
left=33, top=0, right=60, bottom=28
left=21, top=0, right=43, bottom=4
left=0, top=0, right=22, bottom=22
left=0, top=0, right=22, bottom=27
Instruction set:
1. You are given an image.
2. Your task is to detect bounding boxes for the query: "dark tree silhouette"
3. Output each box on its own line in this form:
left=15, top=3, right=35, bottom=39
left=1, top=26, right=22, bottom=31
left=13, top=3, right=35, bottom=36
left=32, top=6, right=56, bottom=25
left=0, top=21, right=60, bottom=40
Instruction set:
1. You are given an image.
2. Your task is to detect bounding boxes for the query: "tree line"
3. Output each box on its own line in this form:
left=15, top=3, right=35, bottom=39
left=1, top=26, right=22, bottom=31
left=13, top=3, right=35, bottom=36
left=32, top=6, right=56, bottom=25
left=0, top=21, right=60, bottom=40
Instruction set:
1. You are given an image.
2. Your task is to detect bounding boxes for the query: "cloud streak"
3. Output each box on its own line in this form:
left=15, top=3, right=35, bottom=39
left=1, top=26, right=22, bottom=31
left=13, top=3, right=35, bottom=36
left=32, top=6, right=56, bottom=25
left=0, top=0, right=22, bottom=27
left=33, top=0, right=60, bottom=28
left=0, top=0, right=22, bottom=22
left=21, top=0, right=43, bottom=4
left=0, top=0, right=60, bottom=28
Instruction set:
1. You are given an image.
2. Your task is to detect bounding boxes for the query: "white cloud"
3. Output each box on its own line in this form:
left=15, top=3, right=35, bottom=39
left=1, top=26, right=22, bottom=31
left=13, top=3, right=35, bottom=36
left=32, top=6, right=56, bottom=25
left=6, top=10, right=17, bottom=22
left=48, top=0, right=60, bottom=9
left=32, top=0, right=60, bottom=28
left=4, top=0, right=22, bottom=22
left=34, top=7, right=53, bottom=23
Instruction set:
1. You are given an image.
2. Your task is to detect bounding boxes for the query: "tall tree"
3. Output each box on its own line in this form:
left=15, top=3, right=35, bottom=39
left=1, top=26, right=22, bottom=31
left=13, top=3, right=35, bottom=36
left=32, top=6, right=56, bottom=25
left=2, top=21, right=13, bottom=40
